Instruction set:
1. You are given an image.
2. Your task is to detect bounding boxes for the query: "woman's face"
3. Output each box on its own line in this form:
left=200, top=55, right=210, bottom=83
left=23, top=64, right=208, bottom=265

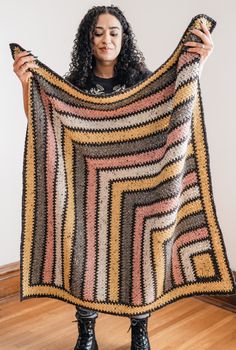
left=90, top=13, right=123, bottom=65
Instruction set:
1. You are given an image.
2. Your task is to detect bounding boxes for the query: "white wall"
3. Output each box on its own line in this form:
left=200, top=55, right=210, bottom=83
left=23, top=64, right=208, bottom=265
left=0, top=0, right=235, bottom=270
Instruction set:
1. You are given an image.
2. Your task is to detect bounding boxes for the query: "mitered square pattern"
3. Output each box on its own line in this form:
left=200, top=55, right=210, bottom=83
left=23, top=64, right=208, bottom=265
left=10, top=14, right=236, bottom=317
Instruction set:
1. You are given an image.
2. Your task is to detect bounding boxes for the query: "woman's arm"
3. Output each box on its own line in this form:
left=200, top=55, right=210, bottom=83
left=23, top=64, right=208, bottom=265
left=13, top=51, right=38, bottom=119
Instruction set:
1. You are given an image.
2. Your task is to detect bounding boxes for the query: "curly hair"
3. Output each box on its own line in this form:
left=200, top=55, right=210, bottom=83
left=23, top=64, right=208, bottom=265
left=64, top=5, right=150, bottom=89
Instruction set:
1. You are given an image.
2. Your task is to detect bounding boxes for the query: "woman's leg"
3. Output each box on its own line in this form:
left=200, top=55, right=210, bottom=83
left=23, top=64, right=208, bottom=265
left=73, top=306, right=98, bottom=350
left=130, top=311, right=151, bottom=319
left=76, top=305, right=98, bottom=319
left=129, top=312, right=151, bottom=349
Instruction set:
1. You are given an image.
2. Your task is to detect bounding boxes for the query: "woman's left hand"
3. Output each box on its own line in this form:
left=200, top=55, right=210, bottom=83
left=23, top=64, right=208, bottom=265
left=184, top=20, right=214, bottom=71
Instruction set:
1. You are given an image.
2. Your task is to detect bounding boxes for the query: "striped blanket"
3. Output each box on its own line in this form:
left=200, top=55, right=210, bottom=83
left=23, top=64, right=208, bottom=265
left=10, top=14, right=235, bottom=317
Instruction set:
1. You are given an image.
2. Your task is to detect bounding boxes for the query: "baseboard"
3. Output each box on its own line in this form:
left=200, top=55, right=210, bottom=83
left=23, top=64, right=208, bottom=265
left=0, top=261, right=235, bottom=312
left=195, top=270, right=236, bottom=312
left=0, top=261, right=20, bottom=301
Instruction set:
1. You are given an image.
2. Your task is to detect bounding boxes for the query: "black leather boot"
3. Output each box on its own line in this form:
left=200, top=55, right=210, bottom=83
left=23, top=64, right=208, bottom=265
left=73, top=310, right=98, bottom=350
left=128, top=317, right=151, bottom=350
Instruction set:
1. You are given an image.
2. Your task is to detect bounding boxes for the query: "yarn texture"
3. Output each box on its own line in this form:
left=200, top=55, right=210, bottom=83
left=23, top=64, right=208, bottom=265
left=10, top=14, right=236, bottom=317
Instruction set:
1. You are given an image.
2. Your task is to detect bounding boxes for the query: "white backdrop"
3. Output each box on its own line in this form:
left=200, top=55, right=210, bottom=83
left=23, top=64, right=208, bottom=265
left=0, top=0, right=235, bottom=270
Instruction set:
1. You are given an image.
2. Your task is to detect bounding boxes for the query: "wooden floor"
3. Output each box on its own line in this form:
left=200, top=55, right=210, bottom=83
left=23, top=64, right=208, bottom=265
left=0, top=295, right=235, bottom=350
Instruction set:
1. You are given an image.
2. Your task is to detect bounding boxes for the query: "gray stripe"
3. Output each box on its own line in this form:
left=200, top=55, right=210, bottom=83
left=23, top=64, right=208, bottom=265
left=30, top=82, right=48, bottom=285
left=70, top=145, right=87, bottom=298
left=120, top=155, right=196, bottom=304
left=37, top=63, right=177, bottom=111
left=164, top=211, right=207, bottom=292
left=57, top=100, right=172, bottom=131
left=70, top=130, right=167, bottom=298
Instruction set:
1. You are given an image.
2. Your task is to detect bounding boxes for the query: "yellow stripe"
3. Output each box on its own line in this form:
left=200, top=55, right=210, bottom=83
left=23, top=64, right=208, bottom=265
left=108, top=143, right=196, bottom=302
left=27, top=47, right=182, bottom=104
left=23, top=277, right=232, bottom=315
left=21, top=16, right=233, bottom=315
left=22, top=79, right=36, bottom=294
left=63, top=134, right=75, bottom=290
left=23, top=86, right=234, bottom=314
left=65, top=115, right=170, bottom=144
left=109, top=157, right=187, bottom=302
left=187, top=142, right=194, bottom=157
left=193, top=92, right=233, bottom=285
left=173, top=80, right=197, bottom=106
left=152, top=200, right=202, bottom=297
left=194, top=253, right=215, bottom=277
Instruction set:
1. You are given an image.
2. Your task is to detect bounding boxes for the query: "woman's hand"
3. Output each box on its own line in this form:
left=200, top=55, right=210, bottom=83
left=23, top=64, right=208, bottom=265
left=13, top=50, right=38, bottom=119
left=183, top=20, right=214, bottom=74
left=13, top=50, right=38, bottom=87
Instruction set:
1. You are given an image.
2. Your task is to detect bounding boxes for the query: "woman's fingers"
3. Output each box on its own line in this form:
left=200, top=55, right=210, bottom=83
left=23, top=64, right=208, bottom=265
left=183, top=41, right=213, bottom=51
left=14, top=50, right=32, bottom=64
left=20, top=60, right=38, bottom=73
left=183, top=21, right=214, bottom=66
left=186, top=47, right=205, bottom=54
left=13, top=53, right=36, bottom=72
left=189, top=21, right=213, bottom=46
left=189, top=29, right=211, bottom=47
left=199, top=20, right=211, bottom=39
left=14, top=60, right=38, bottom=81
left=13, top=50, right=38, bottom=84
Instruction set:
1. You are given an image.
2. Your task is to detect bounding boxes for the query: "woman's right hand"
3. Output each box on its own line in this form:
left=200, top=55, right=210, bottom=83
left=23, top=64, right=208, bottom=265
left=13, top=50, right=38, bottom=118
left=13, top=50, right=38, bottom=87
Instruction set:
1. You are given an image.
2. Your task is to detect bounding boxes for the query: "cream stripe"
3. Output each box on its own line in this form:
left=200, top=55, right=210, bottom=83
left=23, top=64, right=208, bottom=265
left=65, top=115, right=170, bottom=144
left=180, top=240, right=211, bottom=281
left=27, top=45, right=183, bottom=104
left=144, top=186, right=200, bottom=231
left=21, top=17, right=232, bottom=314
left=109, top=157, right=188, bottom=301
left=53, top=111, right=66, bottom=286
left=175, top=61, right=199, bottom=89
left=142, top=223, right=155, bottom=304
left=97, top=141, right=190, bottom=301
left=152, top=198, right=202, bottom=297
left=57, top=100, right=173, bottom=131
left=142, top=185, right=200, bottom=302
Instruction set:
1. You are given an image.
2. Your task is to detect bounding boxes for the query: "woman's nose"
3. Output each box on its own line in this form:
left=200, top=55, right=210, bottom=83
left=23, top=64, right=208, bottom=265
left=102, top=32, right=112, bottom=44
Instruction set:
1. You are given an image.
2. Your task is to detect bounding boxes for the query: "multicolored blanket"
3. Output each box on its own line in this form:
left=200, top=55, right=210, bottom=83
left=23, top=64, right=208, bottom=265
left=10, top=14, right=235, bottom=317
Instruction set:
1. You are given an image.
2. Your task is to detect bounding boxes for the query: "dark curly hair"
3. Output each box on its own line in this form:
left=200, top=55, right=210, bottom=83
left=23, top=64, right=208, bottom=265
left=64, top=5, right=150, bottom=89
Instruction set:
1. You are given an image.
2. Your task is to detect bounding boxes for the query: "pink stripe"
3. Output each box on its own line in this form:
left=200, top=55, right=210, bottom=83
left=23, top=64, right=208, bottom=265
left=177, top=53, right=198, bottom=72
left=172, top=227, right=209, bottom=285
left=182, top=172, right=198, bottom=190
left=83, top=120, right=192, bottom=299
left=131, top=171, right=197, bottom=305
left=133, top=198, right=178, bottom=305
left=49, top=83, right=175, bottom=119
left=41, top=90, right=57, bottom=284
left=82, top=161, right=97, bottom=300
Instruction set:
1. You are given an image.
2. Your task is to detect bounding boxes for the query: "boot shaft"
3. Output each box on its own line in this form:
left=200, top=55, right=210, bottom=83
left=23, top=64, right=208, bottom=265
left=73, top=308, right=98, bottom=350
left=130, top=317, right=151, bottom=350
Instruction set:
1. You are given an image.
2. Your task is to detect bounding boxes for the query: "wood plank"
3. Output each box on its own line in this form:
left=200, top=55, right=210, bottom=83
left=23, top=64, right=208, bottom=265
left=0, top=296, right=236, bottom=349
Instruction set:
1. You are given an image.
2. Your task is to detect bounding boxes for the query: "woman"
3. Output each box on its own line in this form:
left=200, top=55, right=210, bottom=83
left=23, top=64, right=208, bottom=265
left=13, top=5, right=214, bottom=350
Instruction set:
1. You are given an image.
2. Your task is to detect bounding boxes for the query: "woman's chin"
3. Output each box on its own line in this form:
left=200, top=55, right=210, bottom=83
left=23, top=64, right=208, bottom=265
left=96, top=55, right=117, bottom=63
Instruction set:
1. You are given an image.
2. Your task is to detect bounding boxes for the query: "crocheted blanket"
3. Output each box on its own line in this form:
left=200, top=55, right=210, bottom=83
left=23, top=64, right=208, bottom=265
left=10, top=14, right=235, bottom=317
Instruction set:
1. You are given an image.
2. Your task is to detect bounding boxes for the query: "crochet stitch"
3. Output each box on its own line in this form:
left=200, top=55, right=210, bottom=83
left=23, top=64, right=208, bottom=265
left=10, top=14, right=236, bottom=317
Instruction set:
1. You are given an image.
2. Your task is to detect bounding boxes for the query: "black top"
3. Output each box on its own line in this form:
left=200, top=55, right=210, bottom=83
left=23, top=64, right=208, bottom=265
left=83, top=70, right=153, bottom=95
